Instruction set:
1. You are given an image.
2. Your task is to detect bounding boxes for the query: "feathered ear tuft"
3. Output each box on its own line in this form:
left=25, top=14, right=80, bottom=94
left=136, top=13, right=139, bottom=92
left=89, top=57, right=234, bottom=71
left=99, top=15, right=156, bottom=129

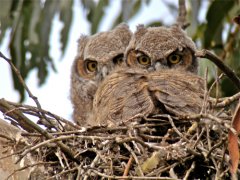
left=135, top=24, right=148, bottom=40
left=112, top=23, right=132, bottom=47
left=77, top=35, right=89, bottom=57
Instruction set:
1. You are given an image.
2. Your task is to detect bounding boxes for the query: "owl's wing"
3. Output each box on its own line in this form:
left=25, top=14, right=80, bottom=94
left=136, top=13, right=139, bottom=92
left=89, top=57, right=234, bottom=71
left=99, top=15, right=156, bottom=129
left=147, top=71, right=205, bottom=116
left=90, top=70, right=154, bottom=126
left=90, top=69, right=205, bottom=126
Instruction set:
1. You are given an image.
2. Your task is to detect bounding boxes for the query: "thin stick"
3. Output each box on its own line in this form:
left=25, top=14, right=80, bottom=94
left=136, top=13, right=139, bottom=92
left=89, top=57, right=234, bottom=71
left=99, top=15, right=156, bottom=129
left=6, top=161, right=57, bottom=180
left=3, top=99, right=78, bottom=130
left=91, top=169, right=175, bottom=179
left=123, top=143, right=144, bottom=176
left=195, top=49, right=240, bottom=90
left=181, top=113, right=236, bottom=134
left=167, top=115, right=189, bottom=142
left=213, top=92, right=240, bottom=107
left=183, top=162, right=195, bottom=180
left=0, top=52, right=51, bottom=123
left=0, top=99, right=77, bottom=162
left=83, top=154, right=100, bottom=180
left=122, top=156, right=134, bottom=177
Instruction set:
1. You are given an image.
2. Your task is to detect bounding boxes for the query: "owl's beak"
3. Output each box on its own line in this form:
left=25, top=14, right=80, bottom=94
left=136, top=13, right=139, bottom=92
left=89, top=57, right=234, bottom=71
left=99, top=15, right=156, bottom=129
left=154, top=61, right=161, bottom=70
left=101, top=65, right=109, bottom=78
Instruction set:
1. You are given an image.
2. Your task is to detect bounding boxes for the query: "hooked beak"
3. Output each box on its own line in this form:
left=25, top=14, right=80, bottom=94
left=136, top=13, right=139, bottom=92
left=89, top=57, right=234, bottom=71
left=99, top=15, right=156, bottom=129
left=101, top=65, right=109, bottom=79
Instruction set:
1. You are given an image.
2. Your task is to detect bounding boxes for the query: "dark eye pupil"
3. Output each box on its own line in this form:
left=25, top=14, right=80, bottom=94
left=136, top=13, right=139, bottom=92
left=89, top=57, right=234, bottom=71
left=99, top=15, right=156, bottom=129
left=171, top=55, right=177, bottom=61
left=91, top=63, right=96, bottom=68
left=142, top=57, right=147, bottom=62
left=113, top=54, right=123, bottom=64
left=117, top=58, right=122, bottom=63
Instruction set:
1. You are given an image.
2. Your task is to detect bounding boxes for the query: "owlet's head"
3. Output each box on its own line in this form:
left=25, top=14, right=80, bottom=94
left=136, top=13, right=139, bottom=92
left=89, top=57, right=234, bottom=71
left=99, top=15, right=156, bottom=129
left=73, top=23, right=132, bottom=83
left=125, top=24, right=198, bottom=74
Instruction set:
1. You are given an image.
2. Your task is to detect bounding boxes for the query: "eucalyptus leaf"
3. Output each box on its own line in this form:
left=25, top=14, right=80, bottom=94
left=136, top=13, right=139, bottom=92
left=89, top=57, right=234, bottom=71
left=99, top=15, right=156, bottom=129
left=146, top=21, right=162, bottom=27
left=9, top=0, right=35, bottom=102
left=34, top=0, right=59, bottom=84
left=59, top=0, right=73, bottom=56
left=112, top=0, right=142, bottom=28
left=90, top=0, right=109, bottom=34
left=0, top=0, right=13, bottom=42
left=203, top=0, right=235, bottom=48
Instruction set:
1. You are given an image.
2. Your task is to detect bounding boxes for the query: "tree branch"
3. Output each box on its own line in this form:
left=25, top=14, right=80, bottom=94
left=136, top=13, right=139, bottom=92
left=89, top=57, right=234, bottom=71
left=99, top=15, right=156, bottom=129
left=195, top=49, right=240, bottom=90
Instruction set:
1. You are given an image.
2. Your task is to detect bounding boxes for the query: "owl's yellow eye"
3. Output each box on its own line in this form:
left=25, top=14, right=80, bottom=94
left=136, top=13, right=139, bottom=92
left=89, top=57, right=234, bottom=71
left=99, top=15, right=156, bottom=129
left=113, top=54, right=123, bottom=65
left=86, top=60, right=97, bottom=72
left=137, top=55, right=151, bottom=66
left=167, top=54, right=182, bottom=64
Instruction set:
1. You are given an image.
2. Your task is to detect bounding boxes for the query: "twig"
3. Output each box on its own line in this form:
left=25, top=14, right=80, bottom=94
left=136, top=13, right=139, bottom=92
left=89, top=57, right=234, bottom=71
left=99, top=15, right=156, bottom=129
left=192, top=128, right=205, bottom=148
left=0, top=52, right=78, bottom=162
left=122, top=156, right=134, bottom=177
left=0, top=99, right=36, bottom=132
left=0, top=52, right=53, bottom=126
left=2, top=99, right=78, bottom=130
left=83, top=154, right=100, bottom=180
left=195, top=49, right=240, bottom=90
left=206, top=137, right=226, bottom=159
left=47, top=167, right=78, bottom=180
left=91, top=169, right=175, bottom=179
left=123, top=143, right=144, bottom=176
left=183, top=162, right=195, bottom=180
left=6, top=161, right=57, bottom=180
left=208, top=73, right=224, bottom=96
left=116, top=137, right=151, bottom=149
left=181, top=113, right=236, bottom=134
left=212, top=92, right=240, bottom=107
left=0, top=99, right=77, bottom=162
left=147, top=155, right=195, bottom=176
left=167, top=115, right=189, bottom=142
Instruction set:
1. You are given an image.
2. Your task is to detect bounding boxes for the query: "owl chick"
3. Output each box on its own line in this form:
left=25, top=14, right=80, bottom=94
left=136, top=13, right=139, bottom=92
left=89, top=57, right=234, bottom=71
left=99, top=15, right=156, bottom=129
left=71, top=23, right=132, bottom=125
left=87, top=24, right=203, bottom=126
left=126, top=24, right=198, bottom=73
left=89, top=68, right=204, bottom=126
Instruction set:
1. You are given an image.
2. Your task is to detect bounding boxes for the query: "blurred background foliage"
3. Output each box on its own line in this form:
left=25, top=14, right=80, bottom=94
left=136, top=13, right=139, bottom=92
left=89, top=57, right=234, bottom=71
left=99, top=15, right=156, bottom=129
left=0, top=0, right=239, bottom=101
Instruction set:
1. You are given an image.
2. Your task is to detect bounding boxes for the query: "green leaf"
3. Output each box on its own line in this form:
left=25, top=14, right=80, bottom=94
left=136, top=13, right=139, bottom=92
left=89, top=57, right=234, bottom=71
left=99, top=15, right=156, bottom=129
left=203, top=0, right=235, bottom=48
left=59, top=0, right=73, bottom=56
left=221, top=76, right=238, bottom=97
left=9, top=0, right=34, bottom=102
left=112, top=0, right=142, bottom=28
left=90, top=0, right=109, bottom=34
left=146, top=21, right=162, bottom=27
left=0, top=0, right=13, bottom=42
left=188, top=0, right=201, bottom=37
left=32, top=0, right=59, bottom=84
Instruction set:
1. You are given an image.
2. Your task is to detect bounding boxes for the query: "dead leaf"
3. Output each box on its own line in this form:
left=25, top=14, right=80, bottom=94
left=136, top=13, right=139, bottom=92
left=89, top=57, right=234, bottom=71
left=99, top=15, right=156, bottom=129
left=228, top=101, right=240, bottom=175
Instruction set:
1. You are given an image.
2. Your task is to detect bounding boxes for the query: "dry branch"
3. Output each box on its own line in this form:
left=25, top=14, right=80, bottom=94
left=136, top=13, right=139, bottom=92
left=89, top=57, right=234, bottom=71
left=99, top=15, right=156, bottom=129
left=196, top=49, right=240, bottom=90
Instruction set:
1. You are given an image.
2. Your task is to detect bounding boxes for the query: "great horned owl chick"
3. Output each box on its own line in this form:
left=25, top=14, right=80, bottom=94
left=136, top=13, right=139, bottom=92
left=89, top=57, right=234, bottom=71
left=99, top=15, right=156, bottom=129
left=88, top=23, right=204, bottom=126
left=126, top=24, right=198, bottom=73
left=70, top=23, right=132, bottom=125
left=89, top=68, right=204, bottom=126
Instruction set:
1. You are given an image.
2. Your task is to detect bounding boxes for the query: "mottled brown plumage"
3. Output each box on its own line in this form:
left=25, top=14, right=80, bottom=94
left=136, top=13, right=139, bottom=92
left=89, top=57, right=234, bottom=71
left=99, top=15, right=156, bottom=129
left=70, top=23, right=132, bottom=125
left=87, top=23, right=203, bottom=126
left=126, top=24, right=198, bottom=73
left=88, top=69, right=204, bottom=126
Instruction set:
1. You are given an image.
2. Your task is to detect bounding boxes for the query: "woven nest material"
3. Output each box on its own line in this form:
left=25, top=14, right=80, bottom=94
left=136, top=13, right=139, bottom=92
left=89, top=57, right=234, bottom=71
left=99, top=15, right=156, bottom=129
left=0, top=97, right=238, bottom=179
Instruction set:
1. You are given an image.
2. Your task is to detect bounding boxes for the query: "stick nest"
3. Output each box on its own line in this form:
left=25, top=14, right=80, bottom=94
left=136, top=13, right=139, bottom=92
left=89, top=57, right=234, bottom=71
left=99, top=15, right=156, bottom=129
left=0, top=96, right=238, bottom=179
